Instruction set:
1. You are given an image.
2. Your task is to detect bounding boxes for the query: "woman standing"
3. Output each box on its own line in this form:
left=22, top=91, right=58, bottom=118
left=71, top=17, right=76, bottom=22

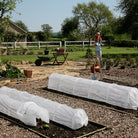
left=94, top=32, right=102, bottom=60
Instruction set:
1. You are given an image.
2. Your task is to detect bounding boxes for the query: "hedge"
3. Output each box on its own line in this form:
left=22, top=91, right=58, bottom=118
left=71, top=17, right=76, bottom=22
left=112, top=40, right=138, bottom=47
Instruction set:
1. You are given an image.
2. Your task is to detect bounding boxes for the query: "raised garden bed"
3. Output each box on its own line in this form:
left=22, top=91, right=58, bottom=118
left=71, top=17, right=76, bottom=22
left=43, top=87, right=138, bottom=117
left=0, top=112, right=107, bottom=138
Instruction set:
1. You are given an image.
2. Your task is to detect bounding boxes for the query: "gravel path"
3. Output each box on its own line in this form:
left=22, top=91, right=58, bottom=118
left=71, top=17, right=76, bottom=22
left=0, top=60, right=138, bottom=137
left=0, top=79, right=138, bottom=138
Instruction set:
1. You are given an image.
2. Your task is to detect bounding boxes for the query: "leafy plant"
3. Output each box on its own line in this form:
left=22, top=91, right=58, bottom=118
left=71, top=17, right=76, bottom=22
left=85, top=48, right=93, bottom=58
left=0, top=64, right=25, bottom=79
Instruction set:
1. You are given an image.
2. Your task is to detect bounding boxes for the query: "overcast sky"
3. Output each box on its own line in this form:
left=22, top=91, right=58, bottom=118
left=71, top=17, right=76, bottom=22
left=11, top=0, right=121, bottom=32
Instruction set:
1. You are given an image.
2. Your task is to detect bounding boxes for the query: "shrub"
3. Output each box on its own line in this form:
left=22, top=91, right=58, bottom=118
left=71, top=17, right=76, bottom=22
left=85, top=48, right=93, bottom=58
left=112, top=40, right=138, bottom=47
left=0, top=64, right=25, bottom=78
left=103, top=35, right=114, bottom=46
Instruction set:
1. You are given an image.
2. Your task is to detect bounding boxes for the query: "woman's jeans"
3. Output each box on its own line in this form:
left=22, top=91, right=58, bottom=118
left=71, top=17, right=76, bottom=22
left=95, top=50, right=102, bottom=61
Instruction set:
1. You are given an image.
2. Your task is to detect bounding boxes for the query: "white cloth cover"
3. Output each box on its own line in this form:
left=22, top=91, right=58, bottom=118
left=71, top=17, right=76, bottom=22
left=0, top=95, right=49, bottom=126
left=48, top=73, right=138, bottom=110
left=0, top=86, right=88, bottom=130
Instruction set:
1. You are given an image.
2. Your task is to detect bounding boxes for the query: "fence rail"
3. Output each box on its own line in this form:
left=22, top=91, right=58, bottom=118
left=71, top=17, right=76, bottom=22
left=0, top=40, right=106, bottom=49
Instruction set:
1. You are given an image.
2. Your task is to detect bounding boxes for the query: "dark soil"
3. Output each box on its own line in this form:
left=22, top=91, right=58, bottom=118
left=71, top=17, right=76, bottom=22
left=0, top=112, right=106, bottom=138
left=35, top=121, right=105, bottom=138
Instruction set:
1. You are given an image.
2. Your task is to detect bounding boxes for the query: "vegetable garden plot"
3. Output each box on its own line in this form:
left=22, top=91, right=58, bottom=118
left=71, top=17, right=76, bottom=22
left=0, top=95, right=49, bottom=126
left=0, top=86, right=88, bottom=130
left=48, top=73, right=138, bottom=110
left=0, top=112, right=107, bottom=138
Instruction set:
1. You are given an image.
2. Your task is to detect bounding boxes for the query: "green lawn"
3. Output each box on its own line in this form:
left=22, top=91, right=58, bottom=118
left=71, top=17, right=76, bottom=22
left=1, top=46, right=138, bottom=63
left=102, top=47, right=138, bottom=54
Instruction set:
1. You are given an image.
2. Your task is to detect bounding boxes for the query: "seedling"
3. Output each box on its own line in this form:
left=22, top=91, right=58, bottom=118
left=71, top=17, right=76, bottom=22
left=44, top=124, right=49, bottom=128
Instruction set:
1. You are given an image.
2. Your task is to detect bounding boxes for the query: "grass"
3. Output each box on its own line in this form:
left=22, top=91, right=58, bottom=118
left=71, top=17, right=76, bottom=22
left=1, top=46, right=138, bottom=63
left=102, top=47, right=137, bottom=54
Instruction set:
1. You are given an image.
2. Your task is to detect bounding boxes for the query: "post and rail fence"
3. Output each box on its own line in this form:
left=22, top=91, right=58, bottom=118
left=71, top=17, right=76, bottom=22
left=0, top=40, right=106, bottom=50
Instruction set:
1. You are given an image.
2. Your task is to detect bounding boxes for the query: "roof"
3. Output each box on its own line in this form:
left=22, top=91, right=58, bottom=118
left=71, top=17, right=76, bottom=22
left=9, top=20, right=27, bottom=33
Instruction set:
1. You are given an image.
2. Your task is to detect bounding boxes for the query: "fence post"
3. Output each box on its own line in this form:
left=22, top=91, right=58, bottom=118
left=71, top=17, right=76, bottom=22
left=83, top=41, right=84, bottom=48
left=65, top=41, right=66, bottom=48
left=14, top=42, right=17, bottom=50
left=60, top=41, right=62, bottom=47
left=38, top=41, right=40, bottom=49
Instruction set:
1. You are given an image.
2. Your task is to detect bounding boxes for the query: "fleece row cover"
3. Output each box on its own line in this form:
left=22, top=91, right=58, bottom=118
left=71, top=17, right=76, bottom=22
left=48, top=73, right=138, bottom=110
left=0, top=86, right=88, bottom=130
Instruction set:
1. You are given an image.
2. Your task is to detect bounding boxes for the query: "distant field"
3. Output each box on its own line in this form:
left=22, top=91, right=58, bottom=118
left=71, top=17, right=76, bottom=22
left=1, top=46, right=138, bottom=63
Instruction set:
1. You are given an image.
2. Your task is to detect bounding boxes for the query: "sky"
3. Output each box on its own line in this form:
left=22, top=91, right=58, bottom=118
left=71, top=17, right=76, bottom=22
left=11, top=0, right=122, bottom=32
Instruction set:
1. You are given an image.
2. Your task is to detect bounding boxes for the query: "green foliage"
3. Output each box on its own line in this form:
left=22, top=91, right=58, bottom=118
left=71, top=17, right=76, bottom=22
left=27, top=51, right=34, bottom=55
left=4, top=31, right=17, bottom=42
left=41, top=24, right=52, bottom=40
left=35, top=31, right=47, bottom=41
left=27, top=32, right=35, bottom=41
left=114, top=33, right=132, bottom=40
left=15, top=20, right=28, bottom=32
left=85, top=48, right=93, bottom=58
left=117, top=0, right=138, bottom=40
left=0, top=0, right=23, bottom=24
left=73, top=1, right=113, bottom=39
left=61, top=17, right=79, bottom=37
left=1, top=47, right=137, bottom=64
left=0, top=26, right=5, bottom=42
left=0, top=64, right=25, bottom=78
left=112, top=40, right=138, bottom=47
left=68, top=29, right=84, bottom=41
left=103, top=35, right=114, bottom=46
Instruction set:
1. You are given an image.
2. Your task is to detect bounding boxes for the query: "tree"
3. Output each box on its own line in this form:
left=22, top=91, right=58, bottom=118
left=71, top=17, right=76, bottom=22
left=0, top=0, right=22, bottom=24
left=15, top=20, right=28, bottom=32
left=41, top=24, right=52, bottom=40
left=68, top=29, right=85, bottom=41
left=35, top=31, right=47, bottom=41
left=0, top=0, right=22, bottom=70
left=72, top=2, right=113, bottom=40
left=4, top=31, right=17, bottom=42
left=61, top=17, right=79, bottom=37
left=117, top=0, right=138, bottom=39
